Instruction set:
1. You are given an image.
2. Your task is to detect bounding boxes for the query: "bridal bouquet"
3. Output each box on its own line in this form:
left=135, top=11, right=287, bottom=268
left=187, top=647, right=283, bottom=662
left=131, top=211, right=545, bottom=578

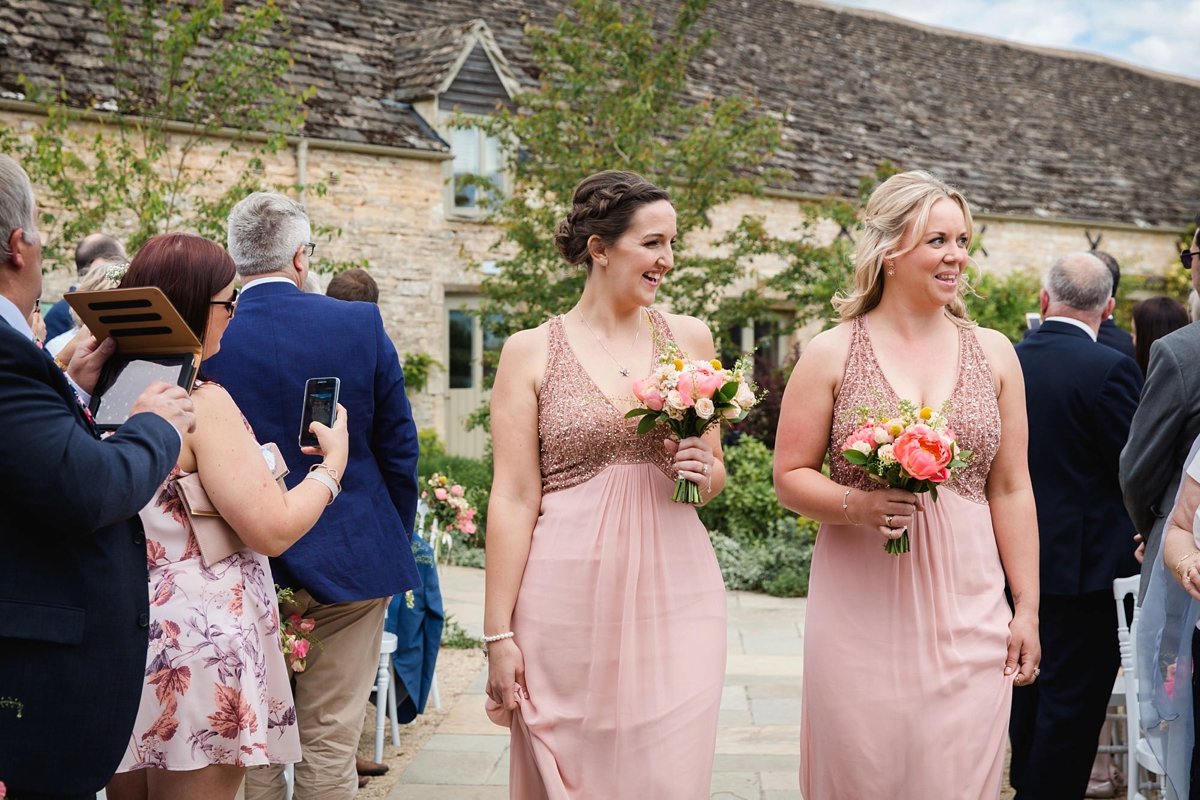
left=840, top=399, right=972, bottom=554
left=625, top=340, right=760, bottom=504
left=276, top=586, right=323, bottom=672
left=421, top=472, right=478, bottom=562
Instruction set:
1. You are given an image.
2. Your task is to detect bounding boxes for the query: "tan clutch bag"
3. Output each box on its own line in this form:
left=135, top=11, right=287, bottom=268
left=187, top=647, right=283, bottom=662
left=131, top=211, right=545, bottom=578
left=175, top=442, right=289, bottom=568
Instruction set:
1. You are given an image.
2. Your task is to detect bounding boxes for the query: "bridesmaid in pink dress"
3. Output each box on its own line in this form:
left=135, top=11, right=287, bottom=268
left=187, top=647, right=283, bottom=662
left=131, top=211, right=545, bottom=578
left=774, top=171, right=1042, bottom=798
left=483, top=171, right=728, bottom=798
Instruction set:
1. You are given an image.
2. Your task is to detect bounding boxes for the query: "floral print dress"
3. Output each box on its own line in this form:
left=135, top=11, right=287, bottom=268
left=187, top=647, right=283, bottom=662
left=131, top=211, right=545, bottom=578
left=117, top=427, right=300, bottom=771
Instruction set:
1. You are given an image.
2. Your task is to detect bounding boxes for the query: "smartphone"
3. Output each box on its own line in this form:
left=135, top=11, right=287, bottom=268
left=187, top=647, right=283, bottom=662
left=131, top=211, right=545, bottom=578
left=1025, top=312, right=1042, bottom=332
left=299, top=377, right=340, bottom=448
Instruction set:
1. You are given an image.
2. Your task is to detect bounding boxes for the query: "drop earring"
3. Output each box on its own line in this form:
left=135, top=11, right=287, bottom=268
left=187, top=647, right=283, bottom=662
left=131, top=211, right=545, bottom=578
left=885, top=260, right=895, bottom=277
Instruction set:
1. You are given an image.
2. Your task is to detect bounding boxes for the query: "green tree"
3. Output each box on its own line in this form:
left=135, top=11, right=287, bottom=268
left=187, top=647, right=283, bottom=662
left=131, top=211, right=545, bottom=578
left=457, top=0, right=788, bottom=351
left=0, top=0, right=353, bottom=270
left=966, top=270, right=1041, bottom=343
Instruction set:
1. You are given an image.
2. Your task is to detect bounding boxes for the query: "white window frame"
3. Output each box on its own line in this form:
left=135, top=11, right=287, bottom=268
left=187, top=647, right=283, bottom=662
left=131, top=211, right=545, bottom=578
left=441, top=119, right=510, bottom=221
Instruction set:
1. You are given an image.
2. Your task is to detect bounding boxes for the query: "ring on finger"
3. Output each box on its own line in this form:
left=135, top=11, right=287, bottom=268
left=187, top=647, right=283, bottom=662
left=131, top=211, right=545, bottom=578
left=1033, top=668, right=1041, bottom=679
left=884, top=513, right=894, bottom=527
left=702, top=462, right=709, bottom=475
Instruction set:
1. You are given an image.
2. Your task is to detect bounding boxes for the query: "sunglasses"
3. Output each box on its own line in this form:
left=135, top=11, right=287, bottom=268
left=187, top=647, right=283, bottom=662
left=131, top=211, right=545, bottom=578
left=210, top=287, right=239, bottom=319
left=1182, top=249, right=1200, bottom=271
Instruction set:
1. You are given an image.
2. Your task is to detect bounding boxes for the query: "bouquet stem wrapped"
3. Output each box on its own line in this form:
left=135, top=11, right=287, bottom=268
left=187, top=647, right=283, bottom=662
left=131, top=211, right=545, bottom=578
left=839, top=399, right=972, bottom=555
left=625, top=338, right=761, bottom=505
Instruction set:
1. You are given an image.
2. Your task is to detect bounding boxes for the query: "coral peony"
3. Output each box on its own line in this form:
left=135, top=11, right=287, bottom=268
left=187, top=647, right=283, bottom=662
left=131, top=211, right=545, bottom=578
left=892, top=424, right=953, bottom=482
left=673, top=372, right=699, bottom=405
left=631, top=377, right=665, bottom=411
left=841, top=424, right=877, bottom=452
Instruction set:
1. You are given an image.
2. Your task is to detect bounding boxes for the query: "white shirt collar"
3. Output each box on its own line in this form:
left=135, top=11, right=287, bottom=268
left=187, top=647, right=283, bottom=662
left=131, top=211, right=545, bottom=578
left=1044, top=316, right=1098, bottom=342
left=0, top=294, right=34, bottom=341
left=241, top=276, right=299, bottom=291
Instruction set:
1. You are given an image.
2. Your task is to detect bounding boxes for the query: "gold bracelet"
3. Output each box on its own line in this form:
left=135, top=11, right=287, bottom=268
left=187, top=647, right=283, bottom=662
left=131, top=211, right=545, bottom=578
left=842, top=488, right=855, bottom=524
left=1176, top=551, right=1200, bottom=582
left=53, top=356, right=69, bottom=372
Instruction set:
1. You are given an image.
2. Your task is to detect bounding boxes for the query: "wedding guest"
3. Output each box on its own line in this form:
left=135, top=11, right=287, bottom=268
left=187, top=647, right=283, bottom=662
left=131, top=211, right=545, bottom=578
left=104, top=233, right=349, bottom=800
left=1010, top=253, right=1143, bottom=799
left=1092, top=251, right=1137, bottom=360
left=44, top=256, right=125, bottom=357
left=484, top=171, right=727, bottom=797
left=774, top=170, right=1041, bottom=798
left=0, top=154, right=194, bottom=799
left=204, top=192, right=422, bottom=800
left=1122, top=214, right=1200, bottom=601
left=44, top=232, right=125, bottom=341
left=1132, top=296, right=1190, bottom=378
left=326, top=267, right=378, bottom=303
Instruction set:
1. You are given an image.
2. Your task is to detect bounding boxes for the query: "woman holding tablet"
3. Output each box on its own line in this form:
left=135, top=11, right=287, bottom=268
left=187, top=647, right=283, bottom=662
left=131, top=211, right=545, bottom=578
left=106, top=233, right=348, bottom=800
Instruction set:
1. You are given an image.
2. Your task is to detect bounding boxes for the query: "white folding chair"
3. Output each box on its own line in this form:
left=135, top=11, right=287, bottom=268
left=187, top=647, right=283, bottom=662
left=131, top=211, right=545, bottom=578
left=1114, top=574, right=1166, bottom=800
left=374, top=630, right=402, bottom=762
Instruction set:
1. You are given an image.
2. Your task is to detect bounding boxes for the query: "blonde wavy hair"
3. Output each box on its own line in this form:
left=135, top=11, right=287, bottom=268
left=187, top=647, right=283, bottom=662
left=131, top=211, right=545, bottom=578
left=833, top=170, right=977, bottom=328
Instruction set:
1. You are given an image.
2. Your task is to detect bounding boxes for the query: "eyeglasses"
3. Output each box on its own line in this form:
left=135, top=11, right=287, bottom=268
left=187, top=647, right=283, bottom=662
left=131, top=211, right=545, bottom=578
left=210, top=287, right=239, bottom=319
left=303, top=242, right=316, bottom=257
left=1181, top=248, right=1200, bottom=271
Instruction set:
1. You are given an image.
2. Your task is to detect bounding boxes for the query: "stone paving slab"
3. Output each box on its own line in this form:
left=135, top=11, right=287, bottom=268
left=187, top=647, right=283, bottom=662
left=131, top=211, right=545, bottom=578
left=390, top=567, right=807, bottom=799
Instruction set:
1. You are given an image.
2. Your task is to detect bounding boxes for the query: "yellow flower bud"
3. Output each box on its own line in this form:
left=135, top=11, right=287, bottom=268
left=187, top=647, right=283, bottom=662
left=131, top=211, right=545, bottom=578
left=673, top=358, right=685, bottom=372
left=710, top=359, right=722, bottom=370
left=920, top=407, right=933, bottom=421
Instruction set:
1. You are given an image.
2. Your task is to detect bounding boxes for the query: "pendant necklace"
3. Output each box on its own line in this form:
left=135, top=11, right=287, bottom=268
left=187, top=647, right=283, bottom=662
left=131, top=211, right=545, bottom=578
left=578, top=309, right=642, bottom=376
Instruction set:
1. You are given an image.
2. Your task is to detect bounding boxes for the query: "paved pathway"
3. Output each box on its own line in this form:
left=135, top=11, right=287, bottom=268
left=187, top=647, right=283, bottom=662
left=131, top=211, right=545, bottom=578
left=390, top=565, right=806, bottom=799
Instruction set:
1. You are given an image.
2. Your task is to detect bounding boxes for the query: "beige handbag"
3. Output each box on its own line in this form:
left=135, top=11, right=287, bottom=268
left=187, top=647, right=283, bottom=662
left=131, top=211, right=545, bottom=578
left=175, top=442, right=289, bottom=567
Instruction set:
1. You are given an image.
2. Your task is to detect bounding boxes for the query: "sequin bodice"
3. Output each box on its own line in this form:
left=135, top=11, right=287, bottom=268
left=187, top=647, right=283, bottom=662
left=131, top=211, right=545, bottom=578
left=538, top=311, right=677, bottom=494
left=828, top=315, right=1001, bottom=504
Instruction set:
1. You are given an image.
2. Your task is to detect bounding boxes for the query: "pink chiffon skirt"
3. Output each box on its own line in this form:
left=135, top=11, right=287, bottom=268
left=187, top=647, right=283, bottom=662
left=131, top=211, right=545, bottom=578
left=487, top=464, right=727, bottom=799
left=800, top=488, right=1014, bottom=799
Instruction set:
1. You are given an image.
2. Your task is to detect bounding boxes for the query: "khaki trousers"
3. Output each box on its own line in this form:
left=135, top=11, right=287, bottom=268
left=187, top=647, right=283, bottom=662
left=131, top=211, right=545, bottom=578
left=244, top=592, right=388, bottom=800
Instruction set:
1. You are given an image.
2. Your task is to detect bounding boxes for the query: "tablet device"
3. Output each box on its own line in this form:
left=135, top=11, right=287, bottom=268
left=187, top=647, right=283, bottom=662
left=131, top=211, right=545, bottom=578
left=89, top=354, right=197, bottom=431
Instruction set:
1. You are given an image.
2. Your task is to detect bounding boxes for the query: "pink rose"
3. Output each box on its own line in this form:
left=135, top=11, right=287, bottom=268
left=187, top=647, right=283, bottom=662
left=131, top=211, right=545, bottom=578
left=451, top=485, right=465, bottom=497
left=466, top=508, right=476, bottom=519
left=434, top=487, right=448, bottom=501
left=840, top=424, right=877, bottom=452
left=293, top=638, right=310, bottom=659
left=892, top=424, right=953, bottom=482
left=288, top=614, right=302, bottom=624
left=632, top=377, right=665, bottom=411
left=461, top=521, right=477, bottom=534
left=299, top=618, right=316, bottom=634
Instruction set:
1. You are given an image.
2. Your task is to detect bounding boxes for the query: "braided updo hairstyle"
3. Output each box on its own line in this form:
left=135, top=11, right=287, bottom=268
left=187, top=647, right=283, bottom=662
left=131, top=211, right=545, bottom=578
left=554, top=171, right=671, bottom=271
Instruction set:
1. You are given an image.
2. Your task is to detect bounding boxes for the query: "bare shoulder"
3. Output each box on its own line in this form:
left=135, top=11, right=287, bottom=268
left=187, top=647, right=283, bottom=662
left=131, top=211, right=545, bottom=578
left=191, top=382, right=239, bottom=418
left=496, top=323, right=552, bottom=389
left=657, top=311, right=714, bottom=356
left=795, top=322, right=852, bottom=378
left=972, top=326, right=1019, bottom=368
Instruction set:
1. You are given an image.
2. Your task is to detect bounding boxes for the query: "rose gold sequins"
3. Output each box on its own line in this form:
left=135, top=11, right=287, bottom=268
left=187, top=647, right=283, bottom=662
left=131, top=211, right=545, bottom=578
left=538, top=310, right=678, bottom=495
left=827, top=315, right=1001, bottom=505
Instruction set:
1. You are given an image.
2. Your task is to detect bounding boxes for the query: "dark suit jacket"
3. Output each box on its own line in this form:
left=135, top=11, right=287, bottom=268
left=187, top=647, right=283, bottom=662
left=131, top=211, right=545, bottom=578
left=1121, top=321, right=1200, bottom=600
left=1098, top=317, right=1136, bottom=360
left=43, top=295, right=74, bottom=341
left=204, top=281, right=421, bottom=603
left=1016, top=321, right=1143, bottom=595
left=0, top=318, right=179, bottom=794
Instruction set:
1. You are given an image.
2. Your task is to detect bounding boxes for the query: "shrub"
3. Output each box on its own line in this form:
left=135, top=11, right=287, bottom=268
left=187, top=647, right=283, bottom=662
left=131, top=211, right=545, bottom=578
left=418, top=428, right=446, bottom=458
left=698, top=436, right=791, bottom=540
left=709, top=518, right=816, bottom=598
left=441, top=614, right=483, bottom=649
left=966, top=269, right=1041, bottom=344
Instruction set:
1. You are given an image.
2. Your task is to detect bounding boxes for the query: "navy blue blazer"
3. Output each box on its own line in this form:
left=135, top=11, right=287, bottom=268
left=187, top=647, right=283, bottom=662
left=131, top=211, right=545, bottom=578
left=0, top=318, right=180, bottom=794
left=1015, top=320, right=1143, bottom=595
left=204, top=280, right=421, bottom=603
left=1098, top=317, right=1136, bottom=361
left=43, top=295, right=74, bottom=341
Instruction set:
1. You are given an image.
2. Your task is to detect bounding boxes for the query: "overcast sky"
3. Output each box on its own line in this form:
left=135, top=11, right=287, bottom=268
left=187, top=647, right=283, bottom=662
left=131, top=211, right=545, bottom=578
left=828, top=0, right=1200, bottom=80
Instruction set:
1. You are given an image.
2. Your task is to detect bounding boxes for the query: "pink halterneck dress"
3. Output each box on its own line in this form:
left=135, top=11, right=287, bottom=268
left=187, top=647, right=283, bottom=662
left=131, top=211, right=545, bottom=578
left=486, top=310, right=727, bottom=799
left=799, top=316, right=1014, bottom=798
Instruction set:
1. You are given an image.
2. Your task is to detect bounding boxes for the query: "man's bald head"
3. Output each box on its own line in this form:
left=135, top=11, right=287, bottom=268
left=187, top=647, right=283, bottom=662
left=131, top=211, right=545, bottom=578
left=1041, top=252, right=1115, bottom=331
left=74, top=233, right=125, bottom=276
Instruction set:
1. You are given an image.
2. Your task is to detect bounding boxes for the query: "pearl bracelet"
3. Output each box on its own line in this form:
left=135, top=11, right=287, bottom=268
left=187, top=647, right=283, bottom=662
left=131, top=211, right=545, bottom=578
left=482, top=631, right=514, bottom=644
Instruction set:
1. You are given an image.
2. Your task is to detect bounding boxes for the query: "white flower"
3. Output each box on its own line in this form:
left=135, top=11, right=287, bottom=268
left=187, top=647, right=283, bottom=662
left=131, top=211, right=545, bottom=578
left=695, top=397, right=715, bottom=419
left=666, top=390, right=688, bottom=411
left=722, top=402, right=742, bottom=420
left=734, top=383, right=756, bottom=409
left=851, top=441, right=873, bottom=455
left=667, top=404, right=686, bottom=420
left=878, top=443, right=895, bottom=463
left=873, top=427, right=890, bottom=444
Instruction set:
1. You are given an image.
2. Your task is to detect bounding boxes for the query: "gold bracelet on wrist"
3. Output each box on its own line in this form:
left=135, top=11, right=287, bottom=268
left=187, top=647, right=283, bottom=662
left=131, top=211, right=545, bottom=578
left=53, top=356, right=69, bottom=372
left=1176, top=551, right=1200, bottom=582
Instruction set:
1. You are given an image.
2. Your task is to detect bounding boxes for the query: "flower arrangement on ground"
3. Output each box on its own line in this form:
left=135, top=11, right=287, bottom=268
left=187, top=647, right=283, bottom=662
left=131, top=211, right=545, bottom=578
left=840, top=399, right=972, bottom=554
left=626, top=338, right=760, bottom=504
left=422, top=472, right=478, bottom=562
left=276, top=586, right=323, bottom=672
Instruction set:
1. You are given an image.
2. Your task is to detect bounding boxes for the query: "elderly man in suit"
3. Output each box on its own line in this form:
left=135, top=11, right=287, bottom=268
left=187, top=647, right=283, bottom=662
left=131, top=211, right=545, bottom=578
left=1008, top=252, right=1143, bottom=799
left=0, top=155, right=194, bottom=799
left=204, top=192, right=422, bottom=800
left=1123, top=216, right=1200, bottom=600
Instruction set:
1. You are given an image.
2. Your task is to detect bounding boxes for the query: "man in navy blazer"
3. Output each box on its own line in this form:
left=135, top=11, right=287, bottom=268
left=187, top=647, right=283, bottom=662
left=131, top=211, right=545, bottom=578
left=204, top=192, right=421, bottom=800
left=0, top=155, right=194, bottom=798
left=1008, top=253, right=1143, bottom=799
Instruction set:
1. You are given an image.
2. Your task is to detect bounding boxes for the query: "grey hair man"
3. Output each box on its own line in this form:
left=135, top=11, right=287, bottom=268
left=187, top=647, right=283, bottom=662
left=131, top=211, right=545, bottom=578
left=1010, top=252, right=1143, bottom=798
left=0, top=154, right=193, bottom=797
left=1123, top=213, right=1200, bottom=601
left=205, top=192, right=421, bottom=800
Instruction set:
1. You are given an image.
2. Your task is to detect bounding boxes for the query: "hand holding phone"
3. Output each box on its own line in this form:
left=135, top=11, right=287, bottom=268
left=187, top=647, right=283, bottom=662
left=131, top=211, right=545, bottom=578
left=300, top=377, right=340, bottom=448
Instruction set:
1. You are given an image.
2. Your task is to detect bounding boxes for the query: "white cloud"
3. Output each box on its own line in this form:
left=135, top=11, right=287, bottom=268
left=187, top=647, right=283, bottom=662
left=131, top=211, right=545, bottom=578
left=828, top=0, right=1200, bottom=79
